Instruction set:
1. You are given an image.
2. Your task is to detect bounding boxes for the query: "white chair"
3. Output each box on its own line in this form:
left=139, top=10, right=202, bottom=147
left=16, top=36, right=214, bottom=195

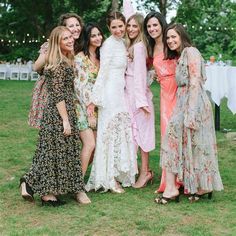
left=9, top=64, right=20, bottom=80
left=19, top=65, right=30, bottom=80
left=0, top=64, right=7, bottom=80
left=30, top=71, right=40, bottom=81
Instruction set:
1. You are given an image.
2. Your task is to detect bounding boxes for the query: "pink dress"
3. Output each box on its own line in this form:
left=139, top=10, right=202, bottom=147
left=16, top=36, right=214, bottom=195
left=125, top=42, right=155, bottom=152
left=153, top=52, right=179, bottom=192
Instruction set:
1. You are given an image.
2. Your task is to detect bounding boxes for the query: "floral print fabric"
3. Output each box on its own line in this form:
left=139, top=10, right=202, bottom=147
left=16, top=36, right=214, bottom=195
left=74, top=54, right=99, bottom=131
left=24, top=62, right=85, bottom=196
left=160, top=47, right=223, bottom=194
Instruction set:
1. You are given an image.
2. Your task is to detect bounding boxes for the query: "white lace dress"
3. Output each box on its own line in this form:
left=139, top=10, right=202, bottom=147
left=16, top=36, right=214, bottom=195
left=85, top=35, right=138, bottom=192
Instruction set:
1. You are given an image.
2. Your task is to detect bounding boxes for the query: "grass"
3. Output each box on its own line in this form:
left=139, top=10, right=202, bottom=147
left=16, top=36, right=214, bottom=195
left=0, top=80, right=235, bottom=236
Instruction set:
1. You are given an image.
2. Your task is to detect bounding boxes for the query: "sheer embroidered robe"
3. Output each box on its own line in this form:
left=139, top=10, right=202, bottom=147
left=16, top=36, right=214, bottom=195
left=160, top=47, right=223, bottom=194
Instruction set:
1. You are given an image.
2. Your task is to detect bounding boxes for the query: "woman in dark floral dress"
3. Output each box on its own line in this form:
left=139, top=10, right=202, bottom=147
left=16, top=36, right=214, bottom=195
left=20, top=26, right=91, bottom=206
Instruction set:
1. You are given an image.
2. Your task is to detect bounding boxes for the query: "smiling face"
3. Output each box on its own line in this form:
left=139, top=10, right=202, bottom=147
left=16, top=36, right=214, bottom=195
left=166, top=28, right=181, bottom=52
left=109, top=19, right=125, bottom=39
left=64, top=17, right=81, bottom=39
left=146, top=17, right=162, bottom=40
left=89, top=27, right=103, bottom=48
left=127, top=18, right=140, bottom=40
left=60, top=30, right=74, bottom=55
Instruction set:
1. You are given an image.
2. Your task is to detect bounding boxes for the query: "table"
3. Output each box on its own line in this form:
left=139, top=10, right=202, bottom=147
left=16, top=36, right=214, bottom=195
left=205, top=65, right=236, bottom=130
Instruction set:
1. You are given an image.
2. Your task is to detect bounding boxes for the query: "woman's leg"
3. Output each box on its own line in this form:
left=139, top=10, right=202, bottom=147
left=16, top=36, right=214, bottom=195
left=80, top=129, right=96, bottom=176
left=133, top=149, right=153, bottom=188
left=162, top=171, right=179, bottom=198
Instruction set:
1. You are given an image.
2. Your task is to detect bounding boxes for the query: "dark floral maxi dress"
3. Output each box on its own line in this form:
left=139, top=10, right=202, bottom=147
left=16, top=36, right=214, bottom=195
left=24, top=62, right=85, bottom=197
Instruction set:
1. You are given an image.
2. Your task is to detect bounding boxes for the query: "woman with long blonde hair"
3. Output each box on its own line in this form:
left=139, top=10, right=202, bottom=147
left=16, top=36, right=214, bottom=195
left=125, top=13, right=155, bottom=188
left=20, top=26, right=90, bottom=206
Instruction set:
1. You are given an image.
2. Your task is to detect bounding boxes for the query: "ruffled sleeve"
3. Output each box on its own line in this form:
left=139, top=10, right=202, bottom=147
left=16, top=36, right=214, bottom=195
left=91, top=40, right=112, bottom=107
left=133, top=43, right=149, bottom=108
left=184, top=47, right=204, bottom=130
left=74, top=55, right=94, bottom=106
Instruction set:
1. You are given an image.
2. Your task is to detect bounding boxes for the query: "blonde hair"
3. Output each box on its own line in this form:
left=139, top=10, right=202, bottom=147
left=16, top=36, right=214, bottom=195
left=126, top=13, right=148, bottom=60
left=45, top=26, right=74, bottom=70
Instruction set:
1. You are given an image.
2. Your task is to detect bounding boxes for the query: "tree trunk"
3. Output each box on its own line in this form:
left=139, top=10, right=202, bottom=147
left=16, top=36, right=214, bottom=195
left=159, top=0, right=167, bottom=17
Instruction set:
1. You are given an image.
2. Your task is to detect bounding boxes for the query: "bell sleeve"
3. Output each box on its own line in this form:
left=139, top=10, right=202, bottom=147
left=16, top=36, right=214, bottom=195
left=91, top=41, right=112, bottom=107
left=133, top=43, right=149, bottom=109
left=74, top=56, right=91, bottom=106
left=184, top=47, right=204, bottom=130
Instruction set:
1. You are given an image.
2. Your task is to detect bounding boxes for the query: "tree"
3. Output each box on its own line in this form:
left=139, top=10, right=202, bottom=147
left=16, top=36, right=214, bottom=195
left=175, top=0, right=236, bottom=62
left=0, top=0, right=111, bottom=60
left=135, top=0, right=179, bottom=17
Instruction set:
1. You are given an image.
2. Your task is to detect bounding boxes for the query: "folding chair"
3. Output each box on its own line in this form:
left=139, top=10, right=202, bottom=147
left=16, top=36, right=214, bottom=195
left=9, top=64, right=20, bottom=80
left=0, top=64, right=7, bottom=80
left=30, top=71, right=40, bottom=81
left=19, top=65, right=30, bottom=80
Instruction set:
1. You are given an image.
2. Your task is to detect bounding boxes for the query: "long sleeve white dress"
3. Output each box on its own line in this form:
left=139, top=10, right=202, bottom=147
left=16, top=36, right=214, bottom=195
left=85, top=35, right=138, bottom=192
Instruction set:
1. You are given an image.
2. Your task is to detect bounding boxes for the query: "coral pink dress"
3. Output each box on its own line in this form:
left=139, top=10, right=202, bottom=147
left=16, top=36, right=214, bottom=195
left=153, top=52, right=179, bottom=192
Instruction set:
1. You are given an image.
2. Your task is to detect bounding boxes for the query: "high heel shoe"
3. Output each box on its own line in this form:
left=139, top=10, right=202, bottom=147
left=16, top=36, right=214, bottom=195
left=76, top=192, right=91, bottom=204
left=154, top=194, right=180, bottom=205
left=19, top=177, right=34, bottom=202
left=111, top=181, right=125, bottom=194
left=111, top=187, right=125, bottom=194
left=188, top=192, right=213, bottom=202
left=41, top=198, right=66, bottom=207
left=132, top=170, right=154, bottom=189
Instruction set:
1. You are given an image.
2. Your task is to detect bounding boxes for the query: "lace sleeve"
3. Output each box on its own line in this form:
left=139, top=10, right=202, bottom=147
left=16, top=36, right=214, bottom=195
left=47, top=64, right=66, bottom=105
left=184, top=47, right=203, bottom=130
left=91, top=41, right=112, bottom=107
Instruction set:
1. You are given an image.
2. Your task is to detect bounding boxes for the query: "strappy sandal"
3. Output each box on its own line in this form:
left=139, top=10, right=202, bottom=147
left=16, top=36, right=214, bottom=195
left=154, top=194, right=180, bottom=205
left=188, top=192, right=213, bottom=203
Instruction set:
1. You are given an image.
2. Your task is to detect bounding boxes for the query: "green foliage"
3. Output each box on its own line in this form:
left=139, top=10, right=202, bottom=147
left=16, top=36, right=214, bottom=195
left=175, top=0, right=236, bottom=64
left=0, top=0, right=111, bottom=61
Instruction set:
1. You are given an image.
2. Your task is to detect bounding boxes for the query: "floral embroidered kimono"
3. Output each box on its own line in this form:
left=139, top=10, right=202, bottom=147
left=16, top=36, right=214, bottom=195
left=160, top=47, right=223, bottom=194
left=74, top=54, right=99, bottom=131
left=85, top=35, right=138, bottom=192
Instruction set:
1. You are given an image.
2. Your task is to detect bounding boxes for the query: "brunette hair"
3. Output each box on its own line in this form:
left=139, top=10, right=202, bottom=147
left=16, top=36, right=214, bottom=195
left=164, top=23, right=193, bottom=59
left=143, top=11, right=167, bottom=57
left=126, top=13, right=148, bottom=59
left=106, top=11, right=126, bottom=27
left=45, top=26, right=74, bottom=69
left=82, top=22, right=105, bottom=60
left=58, top=12, right=84, bottom=55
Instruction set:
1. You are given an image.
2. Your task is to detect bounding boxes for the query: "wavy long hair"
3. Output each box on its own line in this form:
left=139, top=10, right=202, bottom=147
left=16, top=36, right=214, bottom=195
left=82, top=22, right=105, bottom=60
left=143, top=11, right=167, bottom=57
left=164, top=23, right=193, bottom=59
left=126, top=13, right=148, bottom=60
left=45, top=26, right=74, bottom=70
left=58, top=12, right=84, bottom=55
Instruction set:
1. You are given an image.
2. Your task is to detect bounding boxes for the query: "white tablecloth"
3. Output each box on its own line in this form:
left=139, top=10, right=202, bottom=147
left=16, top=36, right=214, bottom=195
left=205, top=65, right=236, bottom=114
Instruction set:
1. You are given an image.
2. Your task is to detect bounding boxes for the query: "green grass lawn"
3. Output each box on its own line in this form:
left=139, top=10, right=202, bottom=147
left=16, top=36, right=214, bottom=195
left=0, top=80, right=235, bottom=236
